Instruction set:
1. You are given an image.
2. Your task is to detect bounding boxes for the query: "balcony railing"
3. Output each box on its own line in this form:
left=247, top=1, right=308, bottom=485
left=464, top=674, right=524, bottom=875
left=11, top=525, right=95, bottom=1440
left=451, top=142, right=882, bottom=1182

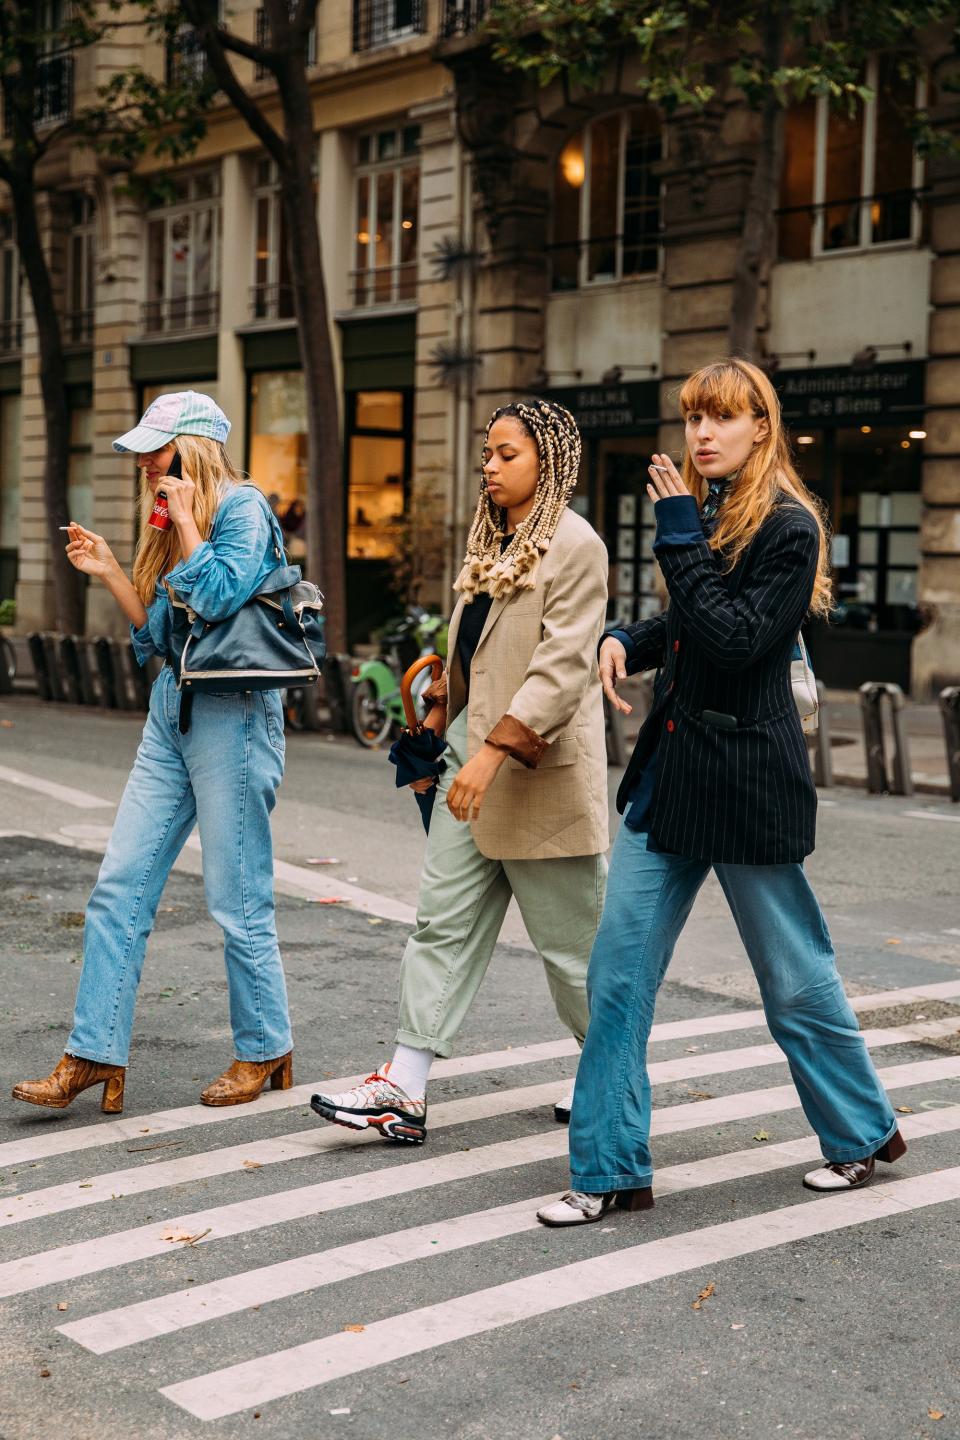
left=254, top=7, right=317, bottom=78
left=141, top=291, right=220, bottom=336
left=352, top=0, right=426, bottom=52
left=250, top=281, right=295, bottom=322
left=0, top=318, right=22, bottom=355
left=350, top=262, right=418, bottom=308
left=66, top=309, right=93, bottom=345
left=440, top=0, right=488, bottom=37
left=2, top=52, right=73, bottom=133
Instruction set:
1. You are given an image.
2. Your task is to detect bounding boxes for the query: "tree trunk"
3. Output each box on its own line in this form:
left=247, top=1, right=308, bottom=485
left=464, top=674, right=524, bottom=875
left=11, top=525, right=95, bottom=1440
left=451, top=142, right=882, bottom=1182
left=10, top=175, right=84, bottom=634
left=276, top=60, right=346, bottom=670
left=727, top=7, right=788, bottom=360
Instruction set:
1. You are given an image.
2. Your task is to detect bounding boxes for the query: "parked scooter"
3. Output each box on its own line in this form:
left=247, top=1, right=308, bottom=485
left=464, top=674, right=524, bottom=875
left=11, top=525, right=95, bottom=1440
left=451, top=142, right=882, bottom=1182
left=350, top=606, right=448, bottom=748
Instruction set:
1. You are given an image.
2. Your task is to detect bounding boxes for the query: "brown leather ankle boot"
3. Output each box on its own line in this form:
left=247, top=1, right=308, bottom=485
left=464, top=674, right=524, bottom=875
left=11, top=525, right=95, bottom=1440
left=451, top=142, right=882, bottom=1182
left=12, top=1054, right=125, bottom=1113
left=200, top=1052, right=293, bottom=1107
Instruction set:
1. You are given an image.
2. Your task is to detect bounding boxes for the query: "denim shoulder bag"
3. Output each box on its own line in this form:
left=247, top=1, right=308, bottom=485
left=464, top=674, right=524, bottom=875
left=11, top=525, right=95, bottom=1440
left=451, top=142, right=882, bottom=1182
left=177, top=494, right=325, bottom=695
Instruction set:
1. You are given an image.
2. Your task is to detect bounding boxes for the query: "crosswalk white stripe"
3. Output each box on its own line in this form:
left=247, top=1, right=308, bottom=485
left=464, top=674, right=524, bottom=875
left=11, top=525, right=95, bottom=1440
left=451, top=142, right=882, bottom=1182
left=5, top=977, right=958, bottom=1171
left=159, top=1164, right=960, bottom=1419
left=0, top=765, right=114, bottom=810
left=7, top=1016, right=957, bottom=1229
left=3, top=1053, right=958, bottom=1300
left=60, top=1104, right=960, bottom=1355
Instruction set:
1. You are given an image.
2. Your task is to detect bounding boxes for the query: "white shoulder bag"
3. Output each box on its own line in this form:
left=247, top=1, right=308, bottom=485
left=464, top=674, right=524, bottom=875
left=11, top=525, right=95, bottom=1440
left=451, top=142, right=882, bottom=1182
left=791, top=633, right=819, bottom=734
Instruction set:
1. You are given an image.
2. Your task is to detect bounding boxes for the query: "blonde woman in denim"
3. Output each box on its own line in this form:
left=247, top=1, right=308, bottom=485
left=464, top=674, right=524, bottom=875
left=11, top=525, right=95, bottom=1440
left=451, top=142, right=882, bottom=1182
left=12, top=393, right=293, bottom=1115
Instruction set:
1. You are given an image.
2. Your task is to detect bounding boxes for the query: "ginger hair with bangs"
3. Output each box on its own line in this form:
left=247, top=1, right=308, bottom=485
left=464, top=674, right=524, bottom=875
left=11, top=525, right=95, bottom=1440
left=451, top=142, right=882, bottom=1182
left=678, top=358, right=833, bottom=618
left=131, top=434, right=245, bottom=605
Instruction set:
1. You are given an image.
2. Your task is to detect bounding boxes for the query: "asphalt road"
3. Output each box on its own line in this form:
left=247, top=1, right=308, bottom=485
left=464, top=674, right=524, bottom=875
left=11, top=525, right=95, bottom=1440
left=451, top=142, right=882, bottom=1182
left=0, top=694, right=958, bottom=1440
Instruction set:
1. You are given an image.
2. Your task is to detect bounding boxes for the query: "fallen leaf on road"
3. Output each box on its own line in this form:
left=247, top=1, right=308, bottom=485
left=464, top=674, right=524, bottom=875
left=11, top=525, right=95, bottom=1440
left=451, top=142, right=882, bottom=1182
left=126, top=1140, right=182, bottom=1153
left=56, top=1302, right=68, bottom=1311
left=311, top=897, right=347, bottom=905
left=753, top=1130, right=770, bottom=1142
left=160, top=1227, right=212, bottom=1246
left=886, top=938, right=902, bottom=945
left=343, top=1324, right=365, bottom=1333
left=896, top=1106, right=914, bottom=1114
left=306, top=857, right=340, bottom=865
left=368, top=918, right=384, bottom=925
left=78, top=1183, right=93, bottom=1189
left=928, top=1410, right=945, bottom=1421
left=687, top=1089, right=714, bottom=1100
left=691, top=1282, right=716, bottom=1310
left=242, top=1160, right=262, bottom=1170
left=39, top=1368, right=51, bottom=1378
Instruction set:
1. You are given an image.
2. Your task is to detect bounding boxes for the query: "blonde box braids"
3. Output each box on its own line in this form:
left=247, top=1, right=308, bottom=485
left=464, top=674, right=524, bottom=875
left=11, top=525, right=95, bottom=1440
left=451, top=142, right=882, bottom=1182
left=455, top=398, right=583, bottom=602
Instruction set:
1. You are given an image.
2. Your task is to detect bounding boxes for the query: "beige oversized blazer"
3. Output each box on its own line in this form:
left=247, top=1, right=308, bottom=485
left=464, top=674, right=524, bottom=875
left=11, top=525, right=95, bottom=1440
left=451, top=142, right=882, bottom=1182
left=436, top=507, right=609, bottom=862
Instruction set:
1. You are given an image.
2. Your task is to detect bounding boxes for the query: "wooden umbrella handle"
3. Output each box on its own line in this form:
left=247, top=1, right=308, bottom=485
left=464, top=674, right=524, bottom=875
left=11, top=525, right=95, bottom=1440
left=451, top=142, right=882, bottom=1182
left=400, top=653, right=444, bottom=732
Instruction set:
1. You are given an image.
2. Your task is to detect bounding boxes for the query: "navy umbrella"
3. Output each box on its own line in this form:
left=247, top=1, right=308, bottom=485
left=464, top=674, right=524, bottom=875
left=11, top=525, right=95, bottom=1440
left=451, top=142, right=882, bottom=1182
left=388, top=654, right=448, bottom=833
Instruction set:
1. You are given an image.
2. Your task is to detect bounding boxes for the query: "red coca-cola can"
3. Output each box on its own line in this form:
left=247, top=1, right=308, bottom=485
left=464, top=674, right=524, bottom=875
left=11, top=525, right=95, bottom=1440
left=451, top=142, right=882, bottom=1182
left=148, top=491, right=172, bottom=531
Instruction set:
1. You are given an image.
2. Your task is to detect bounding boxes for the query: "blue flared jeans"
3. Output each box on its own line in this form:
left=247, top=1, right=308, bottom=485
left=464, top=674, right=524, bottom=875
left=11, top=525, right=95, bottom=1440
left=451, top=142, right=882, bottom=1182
left=66, top=667, right=293, bottom=1067
left=569, top=824, right=899, bottom=1193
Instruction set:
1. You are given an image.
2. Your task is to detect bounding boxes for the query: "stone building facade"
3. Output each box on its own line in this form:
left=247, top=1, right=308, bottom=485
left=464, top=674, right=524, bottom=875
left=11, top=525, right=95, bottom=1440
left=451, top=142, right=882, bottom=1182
left=1, top=3, right=957, bottom=693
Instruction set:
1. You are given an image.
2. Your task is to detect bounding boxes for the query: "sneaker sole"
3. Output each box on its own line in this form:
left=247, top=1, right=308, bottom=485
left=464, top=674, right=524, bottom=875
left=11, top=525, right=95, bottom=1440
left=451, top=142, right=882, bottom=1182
left=310, top=1096, right=426, bottom=1145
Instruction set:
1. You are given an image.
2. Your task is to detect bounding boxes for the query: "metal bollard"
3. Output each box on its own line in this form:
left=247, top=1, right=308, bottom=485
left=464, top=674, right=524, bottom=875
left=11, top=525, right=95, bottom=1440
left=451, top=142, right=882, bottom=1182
left=939, top=687, right=960, bottom=804
left=75, top=638, right=101, bottom=706
left=27, top=631, right=51, bottom=701
left=859, top=681, right=913, bottom=796
left=92, top=636, right=118, bottom=709
left=811, top=680, right=833, bottom=788
left=56, top=635, right=84, bottom=706
left=41, top=632, right=66, bottom=702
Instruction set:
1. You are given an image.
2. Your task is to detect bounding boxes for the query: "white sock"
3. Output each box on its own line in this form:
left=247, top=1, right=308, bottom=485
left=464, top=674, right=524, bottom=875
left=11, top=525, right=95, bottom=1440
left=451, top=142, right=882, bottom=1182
left=386, top=1043, right=433, bottom=1100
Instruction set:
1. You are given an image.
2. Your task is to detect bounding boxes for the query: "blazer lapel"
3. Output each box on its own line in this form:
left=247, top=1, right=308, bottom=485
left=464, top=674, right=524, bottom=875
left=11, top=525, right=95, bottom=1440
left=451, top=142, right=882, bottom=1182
left=473, top=593, right=512, bottom=658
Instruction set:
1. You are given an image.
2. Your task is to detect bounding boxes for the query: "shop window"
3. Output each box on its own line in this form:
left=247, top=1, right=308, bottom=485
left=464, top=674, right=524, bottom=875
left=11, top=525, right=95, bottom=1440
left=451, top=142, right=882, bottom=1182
left=778, top=57, right=926, bottom=259
left=551, top=108, right=661, bottom=291
left=353, top=125, right=420, bottom=307
left=601, top=442, right=661, bottom=624
left=248, top=371, right=308, bottom=559
left=347, top=388, right=408, bottom=560
left=67, top=194, right=95, bottom=344
left=144, top=170, right=222, bottom=335
left=0, top=215, right=21, bottom=354
left=0, top=393, right=21, bottom=600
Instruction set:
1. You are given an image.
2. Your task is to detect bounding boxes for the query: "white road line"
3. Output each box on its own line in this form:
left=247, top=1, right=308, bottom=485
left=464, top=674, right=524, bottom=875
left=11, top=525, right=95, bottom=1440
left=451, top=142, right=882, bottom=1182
left=903, top=809, right=960, bottom=824
left=7, top=1017, right=957, bottom=1229
left=61, top=1104, right=960, bottom=1355
left=3, top=1052, right=958, bottom=1301
left=160, top=1163, right=960, bottom=1420
left=6, top=976, right=958, bottom=1172
left=0, top=765, right=114, bottom=811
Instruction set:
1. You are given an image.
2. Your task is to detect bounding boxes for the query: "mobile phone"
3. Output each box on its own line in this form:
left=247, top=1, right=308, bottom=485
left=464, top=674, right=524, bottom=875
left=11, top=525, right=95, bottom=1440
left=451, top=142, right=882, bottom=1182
left=163, top=451, right=183, bottom=485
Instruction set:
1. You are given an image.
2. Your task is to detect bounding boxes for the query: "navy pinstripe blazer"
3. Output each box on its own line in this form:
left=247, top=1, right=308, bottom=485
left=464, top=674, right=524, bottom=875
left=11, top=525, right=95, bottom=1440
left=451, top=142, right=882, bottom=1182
left=617, top=499, right=820, bottom=865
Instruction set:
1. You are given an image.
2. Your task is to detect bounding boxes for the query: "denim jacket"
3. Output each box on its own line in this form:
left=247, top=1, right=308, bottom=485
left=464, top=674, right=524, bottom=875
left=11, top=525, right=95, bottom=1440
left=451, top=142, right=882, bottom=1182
left=130, top=484, right=281, bottom=675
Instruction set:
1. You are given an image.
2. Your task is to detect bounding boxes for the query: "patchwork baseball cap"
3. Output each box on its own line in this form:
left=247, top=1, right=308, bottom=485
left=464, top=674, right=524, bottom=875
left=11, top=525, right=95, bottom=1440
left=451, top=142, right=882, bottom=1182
left=112, top=391, right=230, bottom=453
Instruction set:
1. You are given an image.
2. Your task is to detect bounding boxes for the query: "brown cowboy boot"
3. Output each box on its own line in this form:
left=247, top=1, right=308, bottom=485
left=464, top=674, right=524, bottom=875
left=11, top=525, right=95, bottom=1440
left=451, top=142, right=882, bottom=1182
left=200, top=1052, right=293, bottom=1107
left=12, top=1054, right=125, bottom=1114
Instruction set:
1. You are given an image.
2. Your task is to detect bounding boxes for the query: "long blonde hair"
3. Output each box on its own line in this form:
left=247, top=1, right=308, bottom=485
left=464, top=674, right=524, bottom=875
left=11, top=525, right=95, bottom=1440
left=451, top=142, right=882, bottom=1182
left=131, top=435, right=245, bottom=605
left=455, top=398, right=582, bottom=601
left=678, top=359, right=833, bottom=618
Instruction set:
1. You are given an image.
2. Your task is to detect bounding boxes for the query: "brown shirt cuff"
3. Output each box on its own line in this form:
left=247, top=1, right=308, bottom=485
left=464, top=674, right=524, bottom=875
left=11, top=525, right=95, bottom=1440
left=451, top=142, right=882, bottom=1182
left=485, top=713, right=549, bottom=769
left=421, top=671, right=448, bottom=711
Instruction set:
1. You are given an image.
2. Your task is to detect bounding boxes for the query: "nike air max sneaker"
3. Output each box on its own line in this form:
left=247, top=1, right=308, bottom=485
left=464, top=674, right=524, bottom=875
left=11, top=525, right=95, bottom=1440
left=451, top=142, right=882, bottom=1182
left=310, top=1071, right=427, bottom=1144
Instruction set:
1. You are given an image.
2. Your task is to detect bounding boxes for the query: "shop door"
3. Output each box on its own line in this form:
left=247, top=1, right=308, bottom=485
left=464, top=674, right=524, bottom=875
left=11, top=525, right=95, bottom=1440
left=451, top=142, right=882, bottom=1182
left=600, top=437, right=660, bottom=625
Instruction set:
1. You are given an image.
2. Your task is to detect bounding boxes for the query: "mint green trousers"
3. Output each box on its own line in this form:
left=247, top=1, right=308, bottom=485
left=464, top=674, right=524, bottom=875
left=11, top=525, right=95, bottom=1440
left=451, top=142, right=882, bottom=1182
left=396, top=710, right=606, bottom=1057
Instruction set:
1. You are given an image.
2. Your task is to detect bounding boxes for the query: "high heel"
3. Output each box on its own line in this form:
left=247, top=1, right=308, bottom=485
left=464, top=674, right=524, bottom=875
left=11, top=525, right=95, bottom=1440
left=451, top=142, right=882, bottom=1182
left=12, top=1054, right=126, bottom=1113
left=874, top=1128, right=907, bottom=1164
left=615, top=1186, right=655, bottom=1212
left=200, top=1051, right=294, bottom=1106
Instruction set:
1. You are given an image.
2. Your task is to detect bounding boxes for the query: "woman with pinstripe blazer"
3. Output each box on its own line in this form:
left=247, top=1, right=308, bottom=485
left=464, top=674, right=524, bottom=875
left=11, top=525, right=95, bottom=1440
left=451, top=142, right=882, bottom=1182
left=538, top=358, right=906, bottom=1227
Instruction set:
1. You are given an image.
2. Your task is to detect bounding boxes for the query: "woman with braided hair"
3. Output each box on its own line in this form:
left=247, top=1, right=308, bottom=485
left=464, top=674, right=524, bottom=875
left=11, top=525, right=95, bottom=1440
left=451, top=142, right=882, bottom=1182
left=312, top=398, right=610, bottom=1144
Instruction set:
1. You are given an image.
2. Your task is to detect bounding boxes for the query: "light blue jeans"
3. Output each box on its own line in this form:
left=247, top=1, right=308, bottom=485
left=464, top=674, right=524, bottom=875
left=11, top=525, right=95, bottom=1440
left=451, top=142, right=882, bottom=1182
left=569, top=824, right=899, bottom=1192
left=67, top=667, right=293, bottom=1066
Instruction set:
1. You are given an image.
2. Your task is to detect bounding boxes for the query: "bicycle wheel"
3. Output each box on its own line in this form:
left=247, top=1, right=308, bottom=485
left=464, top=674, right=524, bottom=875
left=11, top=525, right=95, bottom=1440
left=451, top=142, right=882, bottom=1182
left=0, top=636, right=15, bottom=694
left=351, top=679, right=394, bottom=748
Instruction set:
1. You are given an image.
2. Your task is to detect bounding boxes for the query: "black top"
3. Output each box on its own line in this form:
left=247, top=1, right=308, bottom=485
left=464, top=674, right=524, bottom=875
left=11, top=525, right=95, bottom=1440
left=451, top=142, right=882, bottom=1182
left=616, top=498, right=820, bottom=865
left=456, top=535, right=511, bottom=696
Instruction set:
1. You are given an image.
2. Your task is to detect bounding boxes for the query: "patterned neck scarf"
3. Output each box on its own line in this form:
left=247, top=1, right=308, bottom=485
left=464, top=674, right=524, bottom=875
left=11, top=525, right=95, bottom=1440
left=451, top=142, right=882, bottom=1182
left=700, top=474, right=732, bottom=535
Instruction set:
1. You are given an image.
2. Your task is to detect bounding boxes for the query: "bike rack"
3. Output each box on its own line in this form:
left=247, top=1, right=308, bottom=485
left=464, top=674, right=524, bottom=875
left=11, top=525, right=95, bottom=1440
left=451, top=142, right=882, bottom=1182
left=92, top=636, right=118, bottom=709
left=41, top=632, right=66, bottom=703
left=75, top=638, right=102, bottom=706
left=57, top=634, right=86, bottom=706
left=27, top=632, right=51, bottom=701
left=859, top=681, right=913, bottom=796
left=939, top=687, right=960, bottom=804
left=810, top=680, right=833, bottom=788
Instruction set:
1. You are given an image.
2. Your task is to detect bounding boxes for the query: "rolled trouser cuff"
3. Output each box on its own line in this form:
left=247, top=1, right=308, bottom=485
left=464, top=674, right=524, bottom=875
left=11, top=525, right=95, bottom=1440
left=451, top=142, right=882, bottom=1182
left=571, top=1170, right=654, bottom=1192
left=395, top=1026, right=450, bottom=1059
